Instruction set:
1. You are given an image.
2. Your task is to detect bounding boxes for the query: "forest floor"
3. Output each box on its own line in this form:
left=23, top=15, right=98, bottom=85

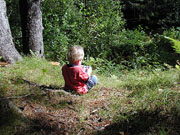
left=1, top=78, right=127, bottom=135
left=14, top=86, right=119, bottom=135
left=1, top=58, right=180, bottom=135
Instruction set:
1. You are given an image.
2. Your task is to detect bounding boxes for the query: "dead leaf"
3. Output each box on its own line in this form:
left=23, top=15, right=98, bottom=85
left=0, top=62, right=9, bottom=67
left=50, top=62, right=60, bottom=66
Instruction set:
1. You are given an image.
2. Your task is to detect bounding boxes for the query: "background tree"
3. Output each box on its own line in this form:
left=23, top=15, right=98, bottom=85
left=0, top=0, right=22, bottom=64
left=19, top=0, right=44, bottom=57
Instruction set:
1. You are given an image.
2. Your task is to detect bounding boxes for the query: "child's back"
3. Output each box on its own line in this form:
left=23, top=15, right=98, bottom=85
left=62, top=45, right=97, bottom=94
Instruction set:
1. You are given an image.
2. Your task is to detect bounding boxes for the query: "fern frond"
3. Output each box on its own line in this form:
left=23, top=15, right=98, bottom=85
left=164, top=36, right=180, bottom=54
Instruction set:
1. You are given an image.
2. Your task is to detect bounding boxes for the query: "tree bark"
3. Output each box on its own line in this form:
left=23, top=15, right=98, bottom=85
left=19, top=0, right=44, bottom=57
left=0, top=0, right=23, bottom=64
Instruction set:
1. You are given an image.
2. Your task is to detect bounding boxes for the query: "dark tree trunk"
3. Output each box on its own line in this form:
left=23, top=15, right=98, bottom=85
left=19, top=0, right=44, bottom=57
left=0, top=0, right=23, bottom=64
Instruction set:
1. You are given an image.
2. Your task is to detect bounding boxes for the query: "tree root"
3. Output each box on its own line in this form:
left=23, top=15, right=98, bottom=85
left=18, top=79, right=81, bottom=97
left=0, top=98, right=28, bottom=120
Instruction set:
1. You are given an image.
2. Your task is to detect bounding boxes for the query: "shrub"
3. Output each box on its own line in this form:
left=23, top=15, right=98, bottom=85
left=42, top=0, right=125, bottom=64
left=149, top=28, right=180, bottom=66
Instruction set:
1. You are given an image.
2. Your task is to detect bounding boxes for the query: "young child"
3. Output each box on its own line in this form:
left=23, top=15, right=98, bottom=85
left=62, top=45, right=98, bottom=94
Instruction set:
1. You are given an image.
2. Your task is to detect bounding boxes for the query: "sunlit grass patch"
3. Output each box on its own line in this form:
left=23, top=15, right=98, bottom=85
left=96, top=68, right=180, bottom=131
left=11, top=57, right=64, bottom=86
left=97, top=74, right=122, bottom=88
left=0, top=57, right=64, bottom=97
left=117, top=69, right=180, bottom=91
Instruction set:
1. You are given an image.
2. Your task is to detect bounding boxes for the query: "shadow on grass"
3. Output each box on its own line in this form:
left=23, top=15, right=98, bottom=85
left=0, top=99, right=28, bottom=135
left=0, top=84, right=40, bottom=135
left=0, top=97, right=54, bottom=135
left=95, top=108, right=180, bottom=135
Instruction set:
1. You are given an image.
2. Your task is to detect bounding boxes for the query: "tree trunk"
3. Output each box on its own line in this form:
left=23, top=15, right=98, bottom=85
left=19, top=0, right=44, bottom=57
left=0, top=0, right=23, bottom=64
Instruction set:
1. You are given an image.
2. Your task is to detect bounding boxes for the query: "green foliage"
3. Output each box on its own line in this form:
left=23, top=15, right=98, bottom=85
left=110, top=28, right=153, bottom=68
left=83, top=57, right=117, bottom=74
left=42, top=0, right=68, bottom=62
left=163, top=27, right=180, bottom=54
left=82, top=26, right=179, bottom=70
left=80, top=0, right=125, bottom=57
left=42, top=0, right=125, bottom=63
left=147, top=30, right=180, bottom=67
left=122, top=0, right=180, bottom=30
left=5, top=0, right=180, bottom=70
left=6, top=0, right=22, bottom=52
left=175, top=61, right=180, bottom=73
left=163, top=27, right=180, bottom=39
left=164, top=37, right=180, bottom=54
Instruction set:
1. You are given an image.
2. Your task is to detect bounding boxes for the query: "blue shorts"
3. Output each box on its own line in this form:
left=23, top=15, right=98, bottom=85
left=86, top=75, right=98, bottom=91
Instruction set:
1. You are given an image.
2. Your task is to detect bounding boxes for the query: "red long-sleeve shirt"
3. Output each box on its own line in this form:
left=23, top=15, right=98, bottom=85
left=62, top=64, right=89, bottom=94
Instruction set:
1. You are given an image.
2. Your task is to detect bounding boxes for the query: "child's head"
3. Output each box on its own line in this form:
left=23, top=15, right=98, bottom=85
left=67, top=45, right=84, bottom=64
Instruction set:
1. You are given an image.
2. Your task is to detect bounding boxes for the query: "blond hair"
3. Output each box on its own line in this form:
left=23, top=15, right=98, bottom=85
left=67, top=45, right=84, bottom=63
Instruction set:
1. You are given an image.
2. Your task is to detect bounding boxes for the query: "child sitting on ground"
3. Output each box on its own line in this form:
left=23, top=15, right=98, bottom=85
left=62, top=45, right=98, bottom=94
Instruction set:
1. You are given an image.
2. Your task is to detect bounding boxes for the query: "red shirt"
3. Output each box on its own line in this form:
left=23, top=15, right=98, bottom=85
left=62, top=64, right=89, bottom=94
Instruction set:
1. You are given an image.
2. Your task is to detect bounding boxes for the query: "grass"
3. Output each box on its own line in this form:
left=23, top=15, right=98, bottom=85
left=0, top=57, right=180, bottom=135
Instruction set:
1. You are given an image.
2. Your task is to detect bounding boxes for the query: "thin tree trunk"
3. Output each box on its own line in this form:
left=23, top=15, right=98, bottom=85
left=19, top=0, right=44, bottom=57
left=0, top=0, right=23, bottom=64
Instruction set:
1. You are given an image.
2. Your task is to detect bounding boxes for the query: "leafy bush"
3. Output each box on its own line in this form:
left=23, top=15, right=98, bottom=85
left=42, top=0, right=69, bottom=62
left=149, top=28, right=180, bottom=66
left=164, top=37, right=180, bottom=54
left=163, top=27, right=180, bottom=54
left=97, top=26, right=180, bottom=69
left=109, top=28, right=152, bottom=68
left=83, top=57, right=119, bottom=75
left=42, top=0, right=125, bottom=64
left=163, top=27, right=180, bottom=39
